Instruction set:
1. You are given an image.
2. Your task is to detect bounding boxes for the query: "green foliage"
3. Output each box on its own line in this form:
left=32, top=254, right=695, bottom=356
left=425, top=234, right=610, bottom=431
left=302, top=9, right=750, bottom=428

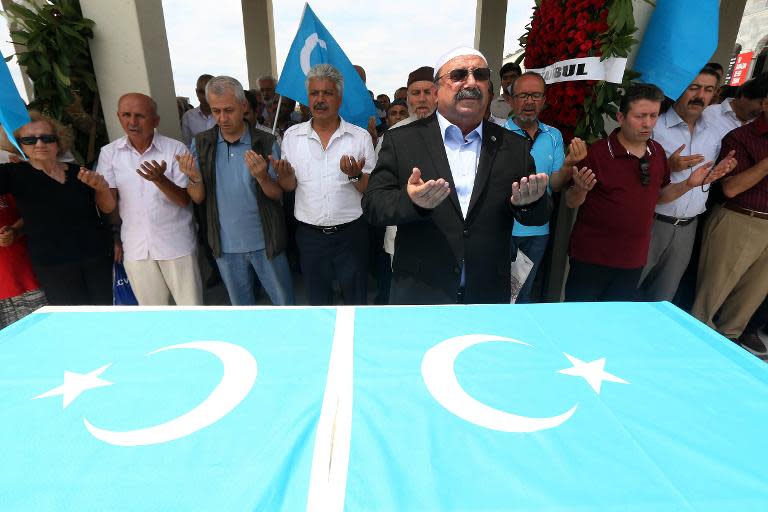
left=3, top=0, right=106, bottom=164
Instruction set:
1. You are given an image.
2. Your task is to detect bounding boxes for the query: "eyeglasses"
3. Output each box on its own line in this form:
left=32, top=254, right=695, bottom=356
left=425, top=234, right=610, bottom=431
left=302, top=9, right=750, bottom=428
left=435, top=67, right=492, bottom=83
left=513, top=92, right=545, bottom=101
left=639, top=156, right=650, bottom=186
left=18, top=134, right=58, bottom=145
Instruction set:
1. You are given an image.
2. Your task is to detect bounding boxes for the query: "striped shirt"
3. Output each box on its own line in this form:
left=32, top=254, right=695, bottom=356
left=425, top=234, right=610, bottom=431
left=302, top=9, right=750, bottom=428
left=718, top=115, right=768, bottom=212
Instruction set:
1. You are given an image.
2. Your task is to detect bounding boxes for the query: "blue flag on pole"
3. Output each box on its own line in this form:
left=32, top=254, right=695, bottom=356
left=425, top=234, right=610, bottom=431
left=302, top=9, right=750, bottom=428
left=345, top=303, right=768, bottom=511
left=0, top=308, right=338, bottom=511
left=0, top=50, right=30, bottom=156
left=276, top=3, right=377, bottom=129
left=634, top=0, right=719, bottom=100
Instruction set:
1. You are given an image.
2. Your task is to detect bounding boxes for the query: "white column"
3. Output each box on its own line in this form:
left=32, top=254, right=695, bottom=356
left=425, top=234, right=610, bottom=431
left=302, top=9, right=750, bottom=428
left=241, top=0, right=277, bottom=89
left=79, top=0, right=181, bottom=142
left=474, top=0, right=508, bottom=80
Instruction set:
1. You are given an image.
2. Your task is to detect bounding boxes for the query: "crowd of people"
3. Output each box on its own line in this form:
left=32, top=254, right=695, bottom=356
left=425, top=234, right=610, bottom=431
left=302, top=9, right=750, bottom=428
left=1, top=46, right=766, bottom=356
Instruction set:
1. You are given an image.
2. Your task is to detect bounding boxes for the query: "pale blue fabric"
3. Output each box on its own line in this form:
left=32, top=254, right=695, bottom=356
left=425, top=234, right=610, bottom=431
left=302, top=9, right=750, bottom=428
left=436, top=112, right=482, bottom=219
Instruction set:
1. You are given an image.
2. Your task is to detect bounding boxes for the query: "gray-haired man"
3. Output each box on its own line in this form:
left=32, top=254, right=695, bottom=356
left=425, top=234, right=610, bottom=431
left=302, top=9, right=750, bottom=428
left=278, top=64, right=376, bottom=305
left=177, top=76, right=294, bottom=306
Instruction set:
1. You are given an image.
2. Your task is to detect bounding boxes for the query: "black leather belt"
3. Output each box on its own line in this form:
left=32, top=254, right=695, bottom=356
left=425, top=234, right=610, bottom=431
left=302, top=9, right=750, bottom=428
left=654, top=213, right=696, bottom=226
left=724, top=203, right=768, bottom=221
left=298, top=219, right=357, bottom=234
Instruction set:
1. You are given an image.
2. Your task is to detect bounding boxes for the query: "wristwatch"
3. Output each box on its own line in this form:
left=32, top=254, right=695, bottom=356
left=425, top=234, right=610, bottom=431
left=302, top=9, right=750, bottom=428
left=348, top=172, right=363, bottom=182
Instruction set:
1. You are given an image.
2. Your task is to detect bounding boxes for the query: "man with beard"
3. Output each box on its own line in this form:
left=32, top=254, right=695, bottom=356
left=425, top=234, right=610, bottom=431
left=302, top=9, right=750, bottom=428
left=504, top=71, right=587, bottom=303
left=638, top=67, right=733, bottom=301
left=363, top=47, right=551, bottom=304
left=279, top=64, right=376, bottom=305
left=182, top=74, right=216, bottom=147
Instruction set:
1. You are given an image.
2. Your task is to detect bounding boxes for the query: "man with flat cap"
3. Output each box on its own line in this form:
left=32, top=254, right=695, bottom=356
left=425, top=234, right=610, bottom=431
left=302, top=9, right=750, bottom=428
left=363, top=47, right=551, bottom=304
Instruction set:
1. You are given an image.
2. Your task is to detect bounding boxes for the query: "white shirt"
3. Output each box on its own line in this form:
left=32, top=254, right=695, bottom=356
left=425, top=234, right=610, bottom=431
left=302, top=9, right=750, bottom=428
left=97, top=133, right=196, bottom=261
left=437, top=112, right=482, bottom=218
left=281, top=118, right=376, bottom=226
left=652, top=108, right=723, bottom=218
left=181, top=107, right=216, bottom=147
left=701, top=98, right=744, bottom=143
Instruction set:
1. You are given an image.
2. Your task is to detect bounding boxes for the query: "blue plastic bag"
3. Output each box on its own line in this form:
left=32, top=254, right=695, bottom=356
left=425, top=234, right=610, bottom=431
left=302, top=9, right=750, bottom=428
left=113, top=262, right=138, bottom=305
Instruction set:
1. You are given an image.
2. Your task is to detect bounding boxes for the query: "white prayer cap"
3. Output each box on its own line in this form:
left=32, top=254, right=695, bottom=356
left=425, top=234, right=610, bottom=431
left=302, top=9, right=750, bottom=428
left=433, top=47, right=488, bottom=77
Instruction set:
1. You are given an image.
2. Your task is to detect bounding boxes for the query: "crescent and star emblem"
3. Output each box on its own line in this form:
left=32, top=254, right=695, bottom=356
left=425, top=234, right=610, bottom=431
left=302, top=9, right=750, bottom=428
left=300, top=33, right=327, bottom=75
left=421, top=334, right=629, bottom=433
left=33, top=341, right=257, bottom=447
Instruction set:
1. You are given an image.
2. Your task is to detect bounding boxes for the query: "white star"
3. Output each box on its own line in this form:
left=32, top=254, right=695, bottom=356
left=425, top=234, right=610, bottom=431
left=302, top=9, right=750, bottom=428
left=557, top=353, right=629, bottom=394
left=33, top=364, right=113, bottom=409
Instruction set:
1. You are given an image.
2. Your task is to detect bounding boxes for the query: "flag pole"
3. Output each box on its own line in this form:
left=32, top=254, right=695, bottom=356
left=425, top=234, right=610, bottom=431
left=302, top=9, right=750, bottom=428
left=271, top=95, right=283, bottom=135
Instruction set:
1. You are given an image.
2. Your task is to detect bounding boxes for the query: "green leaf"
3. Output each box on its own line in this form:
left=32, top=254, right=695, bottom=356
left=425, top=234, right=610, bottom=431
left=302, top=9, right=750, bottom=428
left=52, top=61, right=71, bottom=86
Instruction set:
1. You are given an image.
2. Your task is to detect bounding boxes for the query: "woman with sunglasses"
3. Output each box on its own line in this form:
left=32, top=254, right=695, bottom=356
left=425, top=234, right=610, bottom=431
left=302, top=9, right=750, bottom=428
left=0, top=112, right=115, bottom=305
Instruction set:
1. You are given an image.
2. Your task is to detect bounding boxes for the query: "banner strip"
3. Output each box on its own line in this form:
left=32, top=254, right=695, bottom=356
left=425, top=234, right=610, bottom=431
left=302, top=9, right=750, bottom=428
left=527, top=56, right=627, bottom=85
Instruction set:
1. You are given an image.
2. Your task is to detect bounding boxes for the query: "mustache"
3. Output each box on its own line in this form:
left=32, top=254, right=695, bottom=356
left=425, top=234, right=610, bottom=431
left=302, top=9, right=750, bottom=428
left=688, top=99, right=705, bottom=107
left=312, top=102, right=328, bottom=110
left=455, top=87, right=483, bottom=101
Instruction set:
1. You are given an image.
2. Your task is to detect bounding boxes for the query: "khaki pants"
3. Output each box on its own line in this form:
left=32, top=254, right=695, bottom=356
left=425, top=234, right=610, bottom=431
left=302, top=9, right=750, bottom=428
left=692, top=206, right=768, bottom=338
left=124, top=253, right=203, bottom=306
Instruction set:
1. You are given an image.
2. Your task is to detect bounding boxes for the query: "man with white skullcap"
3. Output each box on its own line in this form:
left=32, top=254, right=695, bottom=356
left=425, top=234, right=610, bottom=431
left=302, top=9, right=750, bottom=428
left=363, top=46, right=551, bottom=304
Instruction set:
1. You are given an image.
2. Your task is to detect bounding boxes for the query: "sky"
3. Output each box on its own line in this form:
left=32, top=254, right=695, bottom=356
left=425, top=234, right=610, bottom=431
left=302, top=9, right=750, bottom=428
left=0, top=1, right=535, bottom=108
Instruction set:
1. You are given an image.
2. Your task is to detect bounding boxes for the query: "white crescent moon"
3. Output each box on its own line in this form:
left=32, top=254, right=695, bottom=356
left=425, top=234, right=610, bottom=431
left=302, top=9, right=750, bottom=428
left=300, top=33, right=327, bottom=75
left=83, top=341, right=257, bottom=447
left=421, top=334, right=577, bottom=433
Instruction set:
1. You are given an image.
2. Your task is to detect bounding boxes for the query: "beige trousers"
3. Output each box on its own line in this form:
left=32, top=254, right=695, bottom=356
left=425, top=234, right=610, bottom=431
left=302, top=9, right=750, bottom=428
left=123, top=253, right=203, bottom=306
left=692, top=206, right=768, bottom=338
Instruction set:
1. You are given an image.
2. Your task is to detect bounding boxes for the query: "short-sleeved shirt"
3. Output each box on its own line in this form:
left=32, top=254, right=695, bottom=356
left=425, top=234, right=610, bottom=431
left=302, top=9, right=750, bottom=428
left=181, top=107, right=216, bottom=147
left=281, top=118, right=376, bottom=226
left=505, top=119, right=564, bottom=236
left=718, top=115, right=768, bottom=212
left=97, top=133, right=196, bottom=262
left=569, top=129, right=671, bottom=269
left=0, top=162, right=111, bottom=265
left=0, top=193, right=39, bottom=299
left=702, top=97, right=744, bottom=143
left=190, top=130, right=280, bottom=254
left=652, top=108, right=722, bottom=218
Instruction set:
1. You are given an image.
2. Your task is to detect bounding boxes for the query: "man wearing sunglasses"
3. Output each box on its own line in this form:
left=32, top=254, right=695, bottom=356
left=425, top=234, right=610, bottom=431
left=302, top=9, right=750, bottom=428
left=565, top=84, right=736, bottom=302
left=363, top=47, right=551, bottom=305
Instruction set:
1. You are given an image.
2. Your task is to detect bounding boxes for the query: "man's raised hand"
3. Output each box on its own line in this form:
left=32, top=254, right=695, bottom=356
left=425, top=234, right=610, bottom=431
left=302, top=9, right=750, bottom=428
left=511, top=173, right=548, bottom=206
left=407, top=167, right=451, bottom=209
left=175, top=153, right=203, bottom=183
left=668, top=144, right=705, bottom=172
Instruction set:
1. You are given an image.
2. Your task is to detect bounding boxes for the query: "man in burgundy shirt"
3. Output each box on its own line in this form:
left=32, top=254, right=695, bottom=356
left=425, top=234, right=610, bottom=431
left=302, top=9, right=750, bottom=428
left=692, top=107, right=768, bottom=353
left=565, top=84, right=735, bottom=302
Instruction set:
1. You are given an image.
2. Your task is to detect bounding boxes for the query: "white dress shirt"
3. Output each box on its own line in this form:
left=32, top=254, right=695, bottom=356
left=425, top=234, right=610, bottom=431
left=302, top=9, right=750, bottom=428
left=281, top=118, right=376, bottom=226
left=652, top=108, right=723, bottom=218
left=701, top=98, right=744, bottom=143
left=181, top=107, right=216, bottom=147
left=97, top=133, right=196, bottom=261
left=436, top=112, right=482, bottom=219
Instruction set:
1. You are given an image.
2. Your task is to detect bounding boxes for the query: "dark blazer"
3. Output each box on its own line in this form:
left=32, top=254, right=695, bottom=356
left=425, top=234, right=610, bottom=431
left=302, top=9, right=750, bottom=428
left=362, top=113, right=551, bottom=304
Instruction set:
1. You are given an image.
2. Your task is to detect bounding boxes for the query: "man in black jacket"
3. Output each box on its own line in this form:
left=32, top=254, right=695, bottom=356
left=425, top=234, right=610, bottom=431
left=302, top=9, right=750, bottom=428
left=363, top=47, right=551, bottom=304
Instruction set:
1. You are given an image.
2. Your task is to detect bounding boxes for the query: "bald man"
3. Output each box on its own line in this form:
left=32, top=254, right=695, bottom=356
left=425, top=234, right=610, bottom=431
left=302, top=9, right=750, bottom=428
left=96, top=93, right=202, bottom=305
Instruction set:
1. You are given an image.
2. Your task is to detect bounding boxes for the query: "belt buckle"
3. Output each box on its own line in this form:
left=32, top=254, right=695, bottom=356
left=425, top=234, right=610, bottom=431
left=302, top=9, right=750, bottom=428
left=673, top=218, right=682, bottom=226
left=321, top=226, right=337, bottom=234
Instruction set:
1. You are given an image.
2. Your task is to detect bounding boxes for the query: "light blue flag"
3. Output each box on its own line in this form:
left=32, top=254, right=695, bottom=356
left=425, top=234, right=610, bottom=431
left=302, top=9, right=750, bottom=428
left=0, top=307, right=338, bottom=511
left=346, top=303, right=768, bottom=511
left=276, top=3, right=377, bottom=129
left=634, top=0, right=719, bottom=100
left=0, top=50, right=29, bottom=156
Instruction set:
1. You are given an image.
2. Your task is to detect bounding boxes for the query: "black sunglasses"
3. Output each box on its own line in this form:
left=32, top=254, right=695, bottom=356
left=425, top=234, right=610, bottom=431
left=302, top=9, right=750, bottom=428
left=435, top=67, right=492, bottom=83
left=639, top=156, right=650, bottom=187
left=18, top=134, right=58, bottom=145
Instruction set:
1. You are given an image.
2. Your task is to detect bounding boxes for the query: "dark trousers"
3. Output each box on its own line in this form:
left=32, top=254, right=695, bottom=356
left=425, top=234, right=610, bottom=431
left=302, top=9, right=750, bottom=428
left=296, top=217, right=368, bottom=305
left=565, top=259, right=642, bottom=302
left=34, top=255, right=113, bottom=306
left=368, top=224, right=391, bottom=305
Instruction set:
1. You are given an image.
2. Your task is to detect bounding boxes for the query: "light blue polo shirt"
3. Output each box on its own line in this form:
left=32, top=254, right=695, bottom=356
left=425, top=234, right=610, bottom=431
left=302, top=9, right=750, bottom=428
left=191, top=130, right=280, bottom=253
left=504, top=118, right=564, bottom=237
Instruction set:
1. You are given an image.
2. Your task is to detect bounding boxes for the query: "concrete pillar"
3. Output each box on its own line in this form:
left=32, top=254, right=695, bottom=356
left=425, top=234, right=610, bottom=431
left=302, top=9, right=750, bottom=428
left=242, top=0, right=277, bottom=89
left=474, top=0, right=508, bottom=80
left=79, top=0, right=181, bottom=142
left=1, top=0, right=42, bottom=101
left=710, top=0, right=749, bottom=69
